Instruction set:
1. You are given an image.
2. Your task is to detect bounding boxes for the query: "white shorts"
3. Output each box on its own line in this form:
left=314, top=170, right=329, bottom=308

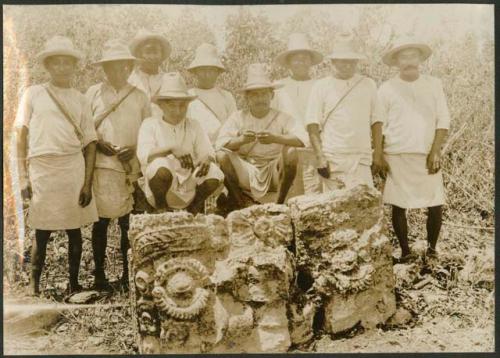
left=143, top=156, right=224, bottom=209
left=321, top=154, right=374, bottom=192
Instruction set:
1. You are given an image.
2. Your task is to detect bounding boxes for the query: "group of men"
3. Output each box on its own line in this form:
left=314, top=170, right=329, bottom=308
left=15, top=29, right=450, bottom=297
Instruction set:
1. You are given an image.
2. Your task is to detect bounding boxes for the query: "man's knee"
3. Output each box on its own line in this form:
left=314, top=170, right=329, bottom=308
left=283, top=147, right=298, bottom=172
left=199, top=178, right=221, bottom=194
left=150, top=167, right=173, bottom=186
left=118, top=214, right=130, bottom=231
left=392, top=205, right=406, bottom=215
left=216, top=151, right=232, bottom=170
left=428, top=205, right=442, bottom=216
left=93, top=217, right=110, bottom=234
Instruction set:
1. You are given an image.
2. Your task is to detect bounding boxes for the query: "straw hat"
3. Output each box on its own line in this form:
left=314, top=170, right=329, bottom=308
left=327, top=32, right=366, bottom=60
left=93, top=39, right=138, bottom=65
left=187, top=43, right=225, bottom=72
left=275, top=33, right=323, bottom=67
left=382, top=35, right=432, bottom=66
left=152, top=72, right=197, bottom=102
left=129, top=29, right=171, bottom=60
left=37, top=35, right=83, bottom=64
left=240, top=63, right=283, bottom=92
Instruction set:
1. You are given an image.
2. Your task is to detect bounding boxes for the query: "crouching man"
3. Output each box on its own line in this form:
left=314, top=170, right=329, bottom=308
left=215, top=63, right=306, bottom=208
left=137, top=72, right=224, bottom=214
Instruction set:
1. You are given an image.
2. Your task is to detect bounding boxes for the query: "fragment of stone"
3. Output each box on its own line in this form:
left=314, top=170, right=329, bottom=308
left=289, top=184, right=397, bottom=334
left=129, top=212, right=229, bottom=354
left=387, top=307, right=413, bottom=326
left=67, top=290, right=101, bottom=304
left=212, top=204, right=294, bottom=352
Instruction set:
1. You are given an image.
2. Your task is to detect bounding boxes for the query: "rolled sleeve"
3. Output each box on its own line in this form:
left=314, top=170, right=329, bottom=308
left=304, top=81, right=324, bottom=128
left=14, top=87, right=33, bottom=129
left=284, top=114, right=308, bottom=147
left=193, top=120, right=216, bottom=162
left=435, top=79, right=451, bottom=130
left=137, top=119, right=156, bottom=169
left=215, top=111, right=241, bottom=150
left=368, top=80, right=384, bottom=126
left=80, top=97, right=98, bottom=147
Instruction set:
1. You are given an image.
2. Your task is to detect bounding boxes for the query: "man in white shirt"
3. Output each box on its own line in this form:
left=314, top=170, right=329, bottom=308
left=86, top=39, right=151, bottom=290
left=128, top=29, right=171, bottom=116
left=305, top=33, right=384, bottom=192
left=216, top=63, right=306, bottom=209
left=137, top=72, right=224, bottom=214
left=379, top=36, right=450, bottom=262
left=186, top=43, right=237, bottom=144
left=273, top=33, right=324, bottom=194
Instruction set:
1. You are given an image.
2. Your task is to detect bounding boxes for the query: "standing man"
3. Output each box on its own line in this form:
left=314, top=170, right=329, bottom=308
left=379, top=36, right=450, bottom=262
left=137, top=72, right=224, bottom=214
left=86, top=39, right=151, bottom=290
left=128, top=29, right=171, bottom=115
left=305, top=33, right=384, bottom=192
left=216, top=63, right=306, bottom=208
left=15, top=36, right=98, bottom=296
left=187, top=43, right=237, bottom=144
left=273, top=33, right=324, bottom=194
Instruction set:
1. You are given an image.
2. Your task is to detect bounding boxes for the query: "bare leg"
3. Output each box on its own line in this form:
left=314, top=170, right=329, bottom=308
left=30, top=230, right=51, bottom=296
left=66, top=228, right=83, bottom=293
left=216, top=151, right=246, bottom=208
left=91, top=217, right=111, bottom=289
left=149, top=167, right=173, bottom=210
left=277, top=147, right=298, bottom=204
left=187, top=179, right=221, bottom=215
left=118, top=214, right=130, bottom=287
left=392, top=205, right=411, bottom=257
left=426, top=205, right=443, bottom=254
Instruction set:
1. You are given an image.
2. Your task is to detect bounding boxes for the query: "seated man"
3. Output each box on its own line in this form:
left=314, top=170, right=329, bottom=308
left=137, top=72, right=224, bottom=214
left=216, top=63, right=306, bottom=208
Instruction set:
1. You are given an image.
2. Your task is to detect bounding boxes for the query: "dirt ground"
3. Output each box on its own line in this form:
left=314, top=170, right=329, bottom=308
left=3, top=211, right=495, bottom=354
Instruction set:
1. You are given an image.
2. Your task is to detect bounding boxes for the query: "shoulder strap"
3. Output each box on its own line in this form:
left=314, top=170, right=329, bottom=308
left=195, top=93, right=222, bottom=122
left=323, top=76, right=365, bottom=122
left=44, top=84, right=84, bottom=144
left=95, top=85, right=137, bottom=130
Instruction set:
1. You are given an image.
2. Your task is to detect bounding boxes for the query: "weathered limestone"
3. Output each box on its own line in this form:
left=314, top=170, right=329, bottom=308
left=128, top=212, right=229, bottom=354
left=289, top=184, right=396, bottom=334
left=212, top=204, right=295, bottom=353
left=129, top=184, right=397, bottom=353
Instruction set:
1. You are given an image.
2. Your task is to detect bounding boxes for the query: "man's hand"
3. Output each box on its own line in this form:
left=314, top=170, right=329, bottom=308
left=117, top=146, right=135, bottom=162
left=372, top=152, right=390, bottom=178
left=196, top=157, right=212, bottom=177
left=426, top=150, right=441, bottom=174
left=240, top=130, right=256, bottom=145
left=97, top=140, right=117, bottom=156
left=171, top=147, right=194, bottom=170
left=256, top=131, right=277, bottom=144
left=20, top=180, right=32, bottom=209
left=78, top=183, right=92, bottom=207
left=316, top=155, right=330, bottom=179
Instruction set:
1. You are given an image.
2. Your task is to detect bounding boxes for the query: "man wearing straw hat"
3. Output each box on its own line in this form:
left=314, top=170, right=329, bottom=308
left=216, top=63, right=307, bottom=208
left=128, top=29, right=171, bottom=114
left=15, top=36, right=98, bottom=296
left=274, top=33, right=324, bottom=195
left=86, top=39, right=151, bottom=291
left=305, top=32, right=384, bottom=192
left=186, top=43, right=237, bottom=144
left=137, top=72, right=224, bottom=214
left=378, top=36, right=450, bottom=262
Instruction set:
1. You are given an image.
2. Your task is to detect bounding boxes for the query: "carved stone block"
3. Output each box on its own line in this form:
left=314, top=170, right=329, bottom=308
left=289, top=184, right=396, bottom=334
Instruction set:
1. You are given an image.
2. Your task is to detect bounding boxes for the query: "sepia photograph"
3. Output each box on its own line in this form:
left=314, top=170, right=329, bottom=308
left=3, top=3, right=495, bottom=354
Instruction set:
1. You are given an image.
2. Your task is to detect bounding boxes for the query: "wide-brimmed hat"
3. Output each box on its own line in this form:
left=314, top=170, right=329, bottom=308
left=93, top=39, right=138, bottom=65
left=382, top=35, right=432, bottom=66
left=129, top=29, right=171, bottom=60
left=240, top=63, right=283, bottom=92
left=187, top=43, right=225, bottom=72
left=37, top=35, right=83, bottom=64
left=152, top=72, right=197, bottom=102
left=327, top=32, right=366, bottom=61
left=275, top=33, right=323, bottom=67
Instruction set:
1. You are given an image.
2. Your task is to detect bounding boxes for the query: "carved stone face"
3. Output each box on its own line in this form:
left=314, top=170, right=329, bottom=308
left=135, top=270, right=154, bottom=296
left=139, top=311, right=158, bottom=335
